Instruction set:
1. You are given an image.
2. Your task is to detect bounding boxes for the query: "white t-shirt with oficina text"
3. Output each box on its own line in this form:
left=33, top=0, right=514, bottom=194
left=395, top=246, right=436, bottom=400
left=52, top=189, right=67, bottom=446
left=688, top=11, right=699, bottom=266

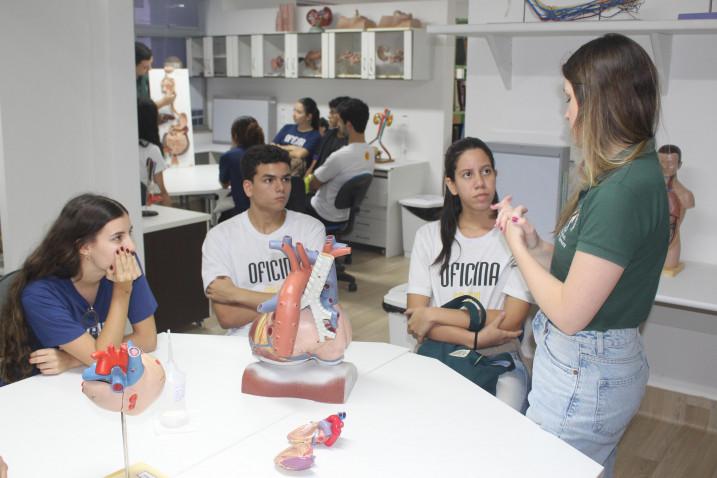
left=408, top=221, right=533, bottom=310
left=201, top=210, right=326, bottom=333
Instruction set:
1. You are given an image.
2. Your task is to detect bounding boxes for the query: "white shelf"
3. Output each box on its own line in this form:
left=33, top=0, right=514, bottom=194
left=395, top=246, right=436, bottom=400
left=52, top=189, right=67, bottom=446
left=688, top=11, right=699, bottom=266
left=427, top=20, right=717, bottom=93
left=655, top=261, right=717, bottom=313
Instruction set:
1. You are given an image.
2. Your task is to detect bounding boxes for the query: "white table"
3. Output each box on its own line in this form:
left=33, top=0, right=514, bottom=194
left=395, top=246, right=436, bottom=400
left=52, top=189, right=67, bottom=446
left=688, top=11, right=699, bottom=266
left=0, top=334, right=602, bottom=477
left=163, top=164, right=224, bottom=218
left=163, top=164, right=223, bottom=196
left=141, top=204, right=211, bottom=234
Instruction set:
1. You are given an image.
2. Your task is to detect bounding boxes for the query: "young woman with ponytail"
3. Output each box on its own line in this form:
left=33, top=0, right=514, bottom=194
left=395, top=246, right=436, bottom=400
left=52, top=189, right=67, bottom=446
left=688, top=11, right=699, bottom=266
left=272, top=97, right=322, bottom=176
left=0, top=194, right=158, bottom=386
left=406, top=137, right=534, bottom=411
left=219, top=115, right=266, bottom=217
left=493, top=34, right=668, bottom=476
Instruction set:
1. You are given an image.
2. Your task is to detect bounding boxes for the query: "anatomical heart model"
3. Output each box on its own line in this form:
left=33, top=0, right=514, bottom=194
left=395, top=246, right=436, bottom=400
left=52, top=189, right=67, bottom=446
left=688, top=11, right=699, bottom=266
left=150, top=67, right=195, bottom=167
left=81, top=341, right=167, bottom=478
left=242, top=236, right=358, bottom=403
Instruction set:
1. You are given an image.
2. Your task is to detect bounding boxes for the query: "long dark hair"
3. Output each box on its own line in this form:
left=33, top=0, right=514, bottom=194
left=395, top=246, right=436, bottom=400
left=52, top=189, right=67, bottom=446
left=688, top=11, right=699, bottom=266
left=231, top=116, right=265, bottom=149
left=433, top=137, right=498, bottom=276
left=137, top=98, right=162, bottom=150
left=557, top=33, right=659, bottom=232
left=0, top=194, right=128, bottom=384
left=298, top=97, right=320, bottom=131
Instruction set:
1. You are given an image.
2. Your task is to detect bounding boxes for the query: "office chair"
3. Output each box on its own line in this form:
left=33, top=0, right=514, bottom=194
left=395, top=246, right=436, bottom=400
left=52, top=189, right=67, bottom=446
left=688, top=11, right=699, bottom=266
left=324, top=173, right=373, bottom=292
left=286, top=176, right=307, bottom=214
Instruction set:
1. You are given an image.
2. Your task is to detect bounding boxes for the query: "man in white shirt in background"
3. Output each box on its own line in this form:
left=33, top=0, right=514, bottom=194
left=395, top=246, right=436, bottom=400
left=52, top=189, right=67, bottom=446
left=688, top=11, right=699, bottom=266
left=307, top=98, right=375, bottom=225
left=202, top=144, right=326, bottom=335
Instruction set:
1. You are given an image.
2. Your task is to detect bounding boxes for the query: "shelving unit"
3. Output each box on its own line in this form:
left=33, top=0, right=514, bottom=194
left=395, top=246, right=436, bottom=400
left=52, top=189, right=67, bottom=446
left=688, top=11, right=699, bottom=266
left=427, top=20, right=717, bottom=93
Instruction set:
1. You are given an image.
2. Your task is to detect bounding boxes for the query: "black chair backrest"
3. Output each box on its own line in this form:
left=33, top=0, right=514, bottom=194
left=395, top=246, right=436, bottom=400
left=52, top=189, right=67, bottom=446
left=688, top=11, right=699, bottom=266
left=286, top=176, right=307, bottom=214
left=333, top=173, right=373, bottom=236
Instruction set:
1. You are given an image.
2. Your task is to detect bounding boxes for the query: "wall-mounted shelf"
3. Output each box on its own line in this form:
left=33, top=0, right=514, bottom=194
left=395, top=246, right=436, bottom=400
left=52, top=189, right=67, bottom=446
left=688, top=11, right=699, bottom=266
left=427, top=20, right=717, bottom=94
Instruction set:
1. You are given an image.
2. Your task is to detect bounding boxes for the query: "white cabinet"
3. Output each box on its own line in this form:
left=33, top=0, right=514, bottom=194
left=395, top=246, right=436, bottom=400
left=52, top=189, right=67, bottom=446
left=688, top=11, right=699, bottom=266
left=252, top=34, right=286, bottom=78
left=327, top=29, right=430, bottom=80
left=285, top=33, right=329, bottom=79
left=364, top=28, right=430, bottom=80
left=343, top=161, right=428, bottom=257
left=186, top=37, right=204, bottom=77
left=327, top=30, right=364, bottom=79
left=227, top=35, right=253, bottom=77
left=193, top=30, right=429, bottom=81
left=200, top=36, right=230, bottom=77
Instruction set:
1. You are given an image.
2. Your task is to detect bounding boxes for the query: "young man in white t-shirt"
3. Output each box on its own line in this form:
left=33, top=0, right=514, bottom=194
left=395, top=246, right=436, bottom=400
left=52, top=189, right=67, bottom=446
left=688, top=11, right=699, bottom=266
left=202, top=145, right=326, bottom=335
left=307, top=98, right=375, bottom=223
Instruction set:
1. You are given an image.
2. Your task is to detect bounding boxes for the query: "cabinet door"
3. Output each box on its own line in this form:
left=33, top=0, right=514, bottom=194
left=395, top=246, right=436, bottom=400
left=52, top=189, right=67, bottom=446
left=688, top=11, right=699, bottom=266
left=361, top=31, right=375, bottom=80
left=236, top=35, right=253, bottom=77
left=186, top=37, right=204, bottom=77
left=203, top=36, right=213, bottom=77
left=321, top=33, right=330, bottom=79
left=296, top=33, right=324, bottom=78
left=251, top=34, right=263, bottom=77
left=213, top=36, right=228, bottom=77
left=262, top=34, right=286, bottom=78
left=226, top=36, right=239, bottom=77
left=409, top=29, right=430, bottom=80
left=285, top=33, right=298, bottom=78
left=330, top=31, right=363, bottom=79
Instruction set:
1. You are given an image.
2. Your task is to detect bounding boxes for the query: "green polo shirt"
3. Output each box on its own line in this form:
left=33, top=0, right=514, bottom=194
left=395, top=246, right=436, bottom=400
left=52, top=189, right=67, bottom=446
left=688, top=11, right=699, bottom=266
left=550, top=141, right=669, bottom=331
left=137, top=74, right=150, bottom=100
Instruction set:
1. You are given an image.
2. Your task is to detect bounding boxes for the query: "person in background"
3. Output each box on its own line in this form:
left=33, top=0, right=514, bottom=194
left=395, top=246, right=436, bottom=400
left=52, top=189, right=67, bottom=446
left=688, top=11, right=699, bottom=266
left=493, top=33, right=668, bottom=477
left=310, top=96, right=350, bottom=176
left=319, top=117, right=329, bottom=137
left=135, top=41, right=175, bottom=112
left=272, top=97, right=322, bottom=177
left=0, top=195, right=158, bottom=386
left=218, top=116, right=265, bottom=219
left=137, top=98, right=171, bottom=207
left=307, top=98, right=374, bottom=225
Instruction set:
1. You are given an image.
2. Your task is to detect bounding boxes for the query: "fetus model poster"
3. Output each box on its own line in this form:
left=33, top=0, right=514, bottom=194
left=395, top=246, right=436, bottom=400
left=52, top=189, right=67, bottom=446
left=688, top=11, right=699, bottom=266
left=149, top=67, right=194, bottom=167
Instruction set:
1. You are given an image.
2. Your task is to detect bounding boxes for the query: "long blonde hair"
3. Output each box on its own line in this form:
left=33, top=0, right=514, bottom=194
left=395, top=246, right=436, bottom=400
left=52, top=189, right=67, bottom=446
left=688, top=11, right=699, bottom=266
left=556, top=33, right=660, bottom=232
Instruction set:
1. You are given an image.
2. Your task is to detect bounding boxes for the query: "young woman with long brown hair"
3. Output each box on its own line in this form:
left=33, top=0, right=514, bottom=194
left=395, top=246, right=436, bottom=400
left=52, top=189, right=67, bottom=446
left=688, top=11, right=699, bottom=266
left=493, top=34, right=669, bottom=476
left=406, top=137, right=533, bottom=411
left=0, top=194, right=158, bottom=385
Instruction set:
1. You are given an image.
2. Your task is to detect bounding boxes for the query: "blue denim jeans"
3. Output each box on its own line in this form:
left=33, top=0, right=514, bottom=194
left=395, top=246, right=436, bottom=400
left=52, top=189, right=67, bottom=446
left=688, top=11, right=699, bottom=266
left=495, top=351, right=530, bottom=413
left=526, top=311, right=648, bottom=478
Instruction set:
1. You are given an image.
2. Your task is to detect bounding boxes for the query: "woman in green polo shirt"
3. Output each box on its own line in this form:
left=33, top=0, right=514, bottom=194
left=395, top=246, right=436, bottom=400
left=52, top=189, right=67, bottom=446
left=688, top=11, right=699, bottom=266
left=492, top=33, right=668, bottom=477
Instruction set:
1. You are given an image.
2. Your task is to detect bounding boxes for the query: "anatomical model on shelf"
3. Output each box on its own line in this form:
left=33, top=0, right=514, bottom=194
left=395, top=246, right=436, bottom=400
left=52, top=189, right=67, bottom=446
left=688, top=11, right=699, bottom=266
left=270, top=55, right=285, bottom=73
left=242, top=236, right=357, bottom=404
left=369, top=108, right=394, bottom=162
left=301, top=50, right=322, bottom=73
left=306, top=6, right=332, bottom=32
left=377, top=10, right=423, bottom=28
left=659, top=144, right=695, bottom=276
left=335, top=9, right=376, bottom=29
left=377, top=45, right=404, bottom=64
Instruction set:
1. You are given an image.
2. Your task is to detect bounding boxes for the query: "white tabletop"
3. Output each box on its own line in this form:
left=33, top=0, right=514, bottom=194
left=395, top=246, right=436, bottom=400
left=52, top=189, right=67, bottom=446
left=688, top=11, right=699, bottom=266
left=164, top=164, right=223, bottom=196
left=141, top=205, right=211, bottom=234
left=655, top=261, right=717, bottom=312
left=0, top=334, right=602, bottom=477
